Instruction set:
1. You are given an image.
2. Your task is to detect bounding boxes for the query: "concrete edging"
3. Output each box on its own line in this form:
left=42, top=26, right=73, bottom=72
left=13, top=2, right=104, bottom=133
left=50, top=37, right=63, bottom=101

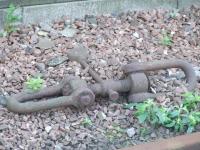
left=0, top=0, right=200, bottom=31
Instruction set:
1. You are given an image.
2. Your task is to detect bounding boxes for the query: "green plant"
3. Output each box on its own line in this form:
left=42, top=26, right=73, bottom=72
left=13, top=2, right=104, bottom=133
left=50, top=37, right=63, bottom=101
left=139, top=127, right=151, bottom=137
left=81, top=117, right=93, bottom=127
left=134, top=99, right=170, bottom=126
left=105, top=125, right=124, bottom=142
left=25, top=76, right=44, bottom=91
left=131, top=93, right=200, bottom=133
left=186, top=111, right=200, bottom=133
left=165, top=105, right=200, bottom=133
left=4, top=3, right=20, bottom=35
left=182, top=92, right=200, bottom=110
left=160, top=33, right=173, bottom=46
left=164, top=105, right=188, bottom=132
left=169, top=10, right=178, bottom=19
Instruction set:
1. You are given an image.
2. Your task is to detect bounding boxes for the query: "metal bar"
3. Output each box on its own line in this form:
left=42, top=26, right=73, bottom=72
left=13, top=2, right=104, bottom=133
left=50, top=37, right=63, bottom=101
left=0, top=0, right=86, bottom=9
left=121, top=132, right=200, bottom=150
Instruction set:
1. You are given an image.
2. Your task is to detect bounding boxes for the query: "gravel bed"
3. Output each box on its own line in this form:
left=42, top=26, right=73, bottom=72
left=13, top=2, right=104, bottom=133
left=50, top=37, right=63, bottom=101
left=0, top=5, right=200, bottom=150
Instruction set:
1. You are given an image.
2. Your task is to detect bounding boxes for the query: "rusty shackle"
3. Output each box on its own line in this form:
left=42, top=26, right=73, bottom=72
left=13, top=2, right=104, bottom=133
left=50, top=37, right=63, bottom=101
left=0, top=46, right=197, bottom=113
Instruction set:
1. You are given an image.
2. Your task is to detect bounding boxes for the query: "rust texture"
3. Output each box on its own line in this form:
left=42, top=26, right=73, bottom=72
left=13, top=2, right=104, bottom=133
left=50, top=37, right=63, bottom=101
left=121, top=132, right=200, bottom=150
left=1, top=45, right=197, bottom=113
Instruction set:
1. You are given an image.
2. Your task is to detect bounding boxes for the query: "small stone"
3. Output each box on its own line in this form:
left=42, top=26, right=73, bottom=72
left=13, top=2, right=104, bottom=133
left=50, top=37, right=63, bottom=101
left=126, top=128, right=136, bottom=137
left=173, top=80, right=181, bottom=86
left=99, top=59, right=107, bottom=67
left=107, top=58, right=119, bottom=66
left=163, top=50, right=168, bottom=55
left=75, top=67, right=80, bottom=76
left=24, top=45, right=33, bottom=54
left=97, top=111, right=107, bottom=120
left=59, top=27, right=78, bottom=38
left=65, top=19, right=71, bottom=26
left=67, top=45, right=89, bottom=61
left=37, top=31, right=48, bottom=37
left=167, top=69, right=174, bottom=77
left=132, top=32, right=139, bottom=38
left=55, top=143, right=63, bottom=150
left=39, top=22, right=53, bottom=32
left=175, top=87, right=185, bottom=95
left=45, top=126, right=52, bottom=133
left=36, top=38, right=55, bottom=50
left=150, top=132, right=157, bottom=138
left=0, top=95, right=7, bottom=107
left=176, top=72, right=185, bottom=80
left=0, top=52, right=6, bottom=63
left=0, top=124, right=8, bottom=131
left=47, top=56, right=68, bottom=67
left=34, top=49, right=42, bottom=56
left=85, top=15, right=98, bottom=25
left=36, top=63, right=46, bottom=73
left=30, top=35, right=38, bottom=44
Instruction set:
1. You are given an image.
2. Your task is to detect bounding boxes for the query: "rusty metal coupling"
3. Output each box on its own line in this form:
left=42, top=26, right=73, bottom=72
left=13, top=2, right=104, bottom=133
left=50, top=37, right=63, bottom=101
left=0, top=45, right=197, bottom=113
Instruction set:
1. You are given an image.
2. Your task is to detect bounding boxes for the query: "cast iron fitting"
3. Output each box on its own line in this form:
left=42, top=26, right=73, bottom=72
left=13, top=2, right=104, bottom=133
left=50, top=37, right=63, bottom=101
left=122, top=59, right=197, bottom=91
left=1, top=45, right=197, bottom=114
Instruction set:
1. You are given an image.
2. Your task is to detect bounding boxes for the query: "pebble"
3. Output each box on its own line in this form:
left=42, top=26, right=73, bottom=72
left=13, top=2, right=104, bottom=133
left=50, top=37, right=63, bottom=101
left=47, top=56, right=68, bottom=67
left=35, top=63, right=46, bottom=73
left=126, top=128, right=136, bottom=137
left=85, top=15, right=98, bottom=26
left=99, top=59, right=107, bottom=67
left=34, top=49, right=42, bottom=56
left=59, top=27, right=78, bottom=38
left=97, top=111, right=107, bottom=120
left=45, top=126, right=52, bottom=133
left=39, top=22, right=53, bottom=32
left=0, top=95, right=7, bottom=107
left=25, top=45, right=34, bottom=54
left=133, top=32, right=140, bottom=38
left=35, top=38, right=55, bottom=50
left=37, top=31, right=48, bottom=37
left=150, top=132, right=157, bottom=138
left=0, top=124, right=8, bottom=131
left=55, top=143, right=63, bottom=150
left=0, top=52, right=6, bottom=63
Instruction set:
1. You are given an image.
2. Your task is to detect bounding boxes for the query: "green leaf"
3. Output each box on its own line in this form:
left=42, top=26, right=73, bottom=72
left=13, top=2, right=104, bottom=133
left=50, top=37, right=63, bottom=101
left=165, top=121, right=175, bottom=128
left=160, top=33, right=173, bottom=46
left=187, top=126, right=194, bottom=133
left=135, top=104, right=147, bottom=112
left=4, top=3, right=20, bottom=34
left=25, top=76, right=44, bottom=91
left=137, top=113, right=148, bottom=123
left=169, top=110, right=179, bottom=117
left=157, top=112, right=168, bottom=124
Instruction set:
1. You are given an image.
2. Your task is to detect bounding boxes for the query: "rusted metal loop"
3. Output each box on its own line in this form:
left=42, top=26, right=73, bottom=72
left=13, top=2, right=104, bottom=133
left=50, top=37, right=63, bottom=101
left=6, top=86, right=95, bottom=113
left=7, top=94, right=74, bottom=113
left=4, top=75, right=95, bottom=113
left=122, top=59, right=197, bottom=91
